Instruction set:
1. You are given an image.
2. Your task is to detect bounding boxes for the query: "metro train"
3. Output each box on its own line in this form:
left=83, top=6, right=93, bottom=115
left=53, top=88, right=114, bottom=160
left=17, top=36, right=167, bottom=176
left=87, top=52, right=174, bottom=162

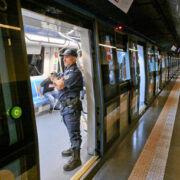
left=0, top=1, right=180, bottom=180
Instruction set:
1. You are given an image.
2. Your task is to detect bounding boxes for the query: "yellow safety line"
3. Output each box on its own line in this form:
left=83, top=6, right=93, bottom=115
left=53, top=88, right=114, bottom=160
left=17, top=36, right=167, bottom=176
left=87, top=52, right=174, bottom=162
left=70, top=155, right=99, bottom=180
left=128, top=74, right=180, bottom=180
left=0, top=24, right=21, bottom=31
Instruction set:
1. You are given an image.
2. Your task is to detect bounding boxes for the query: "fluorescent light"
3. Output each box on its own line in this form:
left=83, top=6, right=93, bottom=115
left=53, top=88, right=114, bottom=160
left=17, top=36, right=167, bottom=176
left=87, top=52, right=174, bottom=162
left=99, top=44, right=125, bottom=51
left=99, top=43, right=116, bottom=49
left=129, top=48, right=138, bottom=52
left=25, top=33, right=48, bottom=42
left=49, top=37, right=65, bottom=44
left=67, top=30, right=74, bottom=35
left=116, top=48, right=124, bottom=51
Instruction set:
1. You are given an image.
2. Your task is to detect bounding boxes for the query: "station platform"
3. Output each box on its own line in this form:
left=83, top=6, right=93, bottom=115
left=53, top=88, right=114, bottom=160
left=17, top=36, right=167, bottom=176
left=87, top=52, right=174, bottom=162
left=93, top=71, right=180, bottom=180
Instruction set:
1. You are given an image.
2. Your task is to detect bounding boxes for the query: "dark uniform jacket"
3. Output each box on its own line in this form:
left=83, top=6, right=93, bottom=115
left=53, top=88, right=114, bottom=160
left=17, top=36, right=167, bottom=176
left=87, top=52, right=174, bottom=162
left=58, top=63, right=83, bottom=115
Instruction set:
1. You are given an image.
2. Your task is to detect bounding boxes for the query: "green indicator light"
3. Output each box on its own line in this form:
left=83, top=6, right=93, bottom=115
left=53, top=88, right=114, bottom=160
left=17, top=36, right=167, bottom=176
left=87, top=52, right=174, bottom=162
left=6, top=108, right=10, bottom=116
left=11, top=106, right=22, bottom=119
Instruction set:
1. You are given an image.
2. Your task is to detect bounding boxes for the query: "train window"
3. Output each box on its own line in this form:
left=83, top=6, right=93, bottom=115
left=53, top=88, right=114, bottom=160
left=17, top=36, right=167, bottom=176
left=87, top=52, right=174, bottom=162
left=155, top=50, right=160, bottom=71
left=28, top=47, right=44, bottom=76
left=99, top=35, right=118, bottom=100
left=162, top=56, right=165, bottom=68
left=98, top=24, right=118, bottom=101
left=129, top=42, right=139, bottom=85
left=116, top=50, right=130, bottom=82
left=147, top=48, right=155, bottom=72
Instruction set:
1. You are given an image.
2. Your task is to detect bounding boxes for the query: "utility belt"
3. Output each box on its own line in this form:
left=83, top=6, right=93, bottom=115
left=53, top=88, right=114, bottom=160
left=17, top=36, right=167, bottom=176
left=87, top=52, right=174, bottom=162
left=61, top=97, right=82, bottom=111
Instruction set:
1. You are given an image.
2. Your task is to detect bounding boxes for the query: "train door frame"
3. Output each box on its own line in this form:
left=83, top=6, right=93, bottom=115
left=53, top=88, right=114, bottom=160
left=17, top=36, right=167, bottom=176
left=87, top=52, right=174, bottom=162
left=0, top=0, right=39, bottom=179
left=137, top=41, right=146, bottom=114
left=167, top=54, right=171, bottom=80
left=146, top=44, right=156, bottom=104
left=116, top=32, right=131, bottom=139
left=21, top=6, right=98, bottom=157
left=154, top=46, right=161, bottom=95
left=165, top=53, right=169, bottom=83
left=161, top=52, right=166, bottom=88
left=95, top=20, right=132, bottom=155
left=128, top=39, right=140, bottom=122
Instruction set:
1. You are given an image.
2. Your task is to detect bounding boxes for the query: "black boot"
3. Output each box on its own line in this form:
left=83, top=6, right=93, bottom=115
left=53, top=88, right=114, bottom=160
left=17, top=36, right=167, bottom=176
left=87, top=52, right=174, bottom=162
left=63, top=149, right=81, bottom=171
left=62, top=148, right=72, bottom=157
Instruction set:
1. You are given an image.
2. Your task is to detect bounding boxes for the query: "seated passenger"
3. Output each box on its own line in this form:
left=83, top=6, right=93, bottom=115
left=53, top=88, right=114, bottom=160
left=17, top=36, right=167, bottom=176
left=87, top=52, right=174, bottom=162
left=38, top=72, right=60, bottom=113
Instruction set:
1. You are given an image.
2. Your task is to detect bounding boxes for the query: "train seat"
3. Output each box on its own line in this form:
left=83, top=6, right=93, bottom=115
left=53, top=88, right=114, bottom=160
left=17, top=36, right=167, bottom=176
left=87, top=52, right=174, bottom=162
left=30, top=79, right=48, bottom=107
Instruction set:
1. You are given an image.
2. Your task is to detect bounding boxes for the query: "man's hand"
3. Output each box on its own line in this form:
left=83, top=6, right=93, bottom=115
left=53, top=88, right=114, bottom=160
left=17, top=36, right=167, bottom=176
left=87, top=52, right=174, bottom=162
left=53, top=77, right=65, bottom=90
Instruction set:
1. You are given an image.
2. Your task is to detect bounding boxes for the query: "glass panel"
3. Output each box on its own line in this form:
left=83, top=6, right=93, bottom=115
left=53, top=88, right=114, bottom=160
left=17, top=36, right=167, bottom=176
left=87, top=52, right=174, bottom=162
left=105, top=101, right=120, bottom=143
left=129, top=41, right=139, bottom=120
left=147, top=48, right=155, bottom=72
left=28, top=47, right=44, bottom=76
left=120, top=92, right=129, bottom=135
left=161, top=55, right=166, bottom=85
left=130, top=89, right=139, bottom=122
left=0, top=1, right=38, bottom=179
left=129, top=42, right=139, bottom=86
left=117, top=51, right=131, bottom=83
left=147, top=47, right=155, bottom=100
left=154, top=50, right=161, bottom=93
left=137, top=45, right=145, bottom=112
left=99, top=28, right=118, bottom=101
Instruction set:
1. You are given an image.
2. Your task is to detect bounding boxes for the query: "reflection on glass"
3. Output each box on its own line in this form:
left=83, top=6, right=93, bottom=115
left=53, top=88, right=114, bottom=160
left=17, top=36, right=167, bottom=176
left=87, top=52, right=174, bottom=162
left=28, top=47, right=44, bottom=76
left=130, top=89, right=139, bottom=122
left=162, top=56, right=165, bottom=69
left=105, top=36, right=116, bottom=85
left=99, top=30, right=118, bottom=101
left=155, top=50, right=159, bottom=71
left=147, top=48, right=155, bottom=100
left=148, top=48, right=155, bottom=72
left=129, top=43, right=139, bottom=85
left=120, top=92, right=129, bottom=135
left=117, top=51, right=130, bottom=82
left=105, top=102, right=120, bottom=143
left=1, top=156, right=38, bottom=180
left=99, top=35, right=116, bottom=85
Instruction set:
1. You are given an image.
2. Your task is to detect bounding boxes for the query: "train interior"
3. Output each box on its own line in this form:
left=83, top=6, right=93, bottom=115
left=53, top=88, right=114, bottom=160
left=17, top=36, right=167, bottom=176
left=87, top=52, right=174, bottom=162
left=21, top=8, right=95, bottom=180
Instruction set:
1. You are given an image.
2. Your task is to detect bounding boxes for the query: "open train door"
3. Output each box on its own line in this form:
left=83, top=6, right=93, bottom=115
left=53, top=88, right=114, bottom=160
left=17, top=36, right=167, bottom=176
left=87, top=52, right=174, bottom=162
left=0, top=0, right=39, bottom=179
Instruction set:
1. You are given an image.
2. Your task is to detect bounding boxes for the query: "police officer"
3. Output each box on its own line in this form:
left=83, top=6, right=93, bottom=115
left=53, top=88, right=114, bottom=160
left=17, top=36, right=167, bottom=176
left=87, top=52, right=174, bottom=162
left=53, top=49, right=83, bottom=171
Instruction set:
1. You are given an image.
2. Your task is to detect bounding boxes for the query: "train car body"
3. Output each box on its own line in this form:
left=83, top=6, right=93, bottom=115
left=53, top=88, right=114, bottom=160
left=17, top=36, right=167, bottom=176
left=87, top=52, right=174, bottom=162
left=0, top=0, right=180, bottom=179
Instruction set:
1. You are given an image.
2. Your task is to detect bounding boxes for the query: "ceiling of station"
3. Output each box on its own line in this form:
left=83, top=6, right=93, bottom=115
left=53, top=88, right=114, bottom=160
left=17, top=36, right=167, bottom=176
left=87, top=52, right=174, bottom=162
left=21, top=0, right=180, bottom=51
left=68, top=0, right=180, bottom=50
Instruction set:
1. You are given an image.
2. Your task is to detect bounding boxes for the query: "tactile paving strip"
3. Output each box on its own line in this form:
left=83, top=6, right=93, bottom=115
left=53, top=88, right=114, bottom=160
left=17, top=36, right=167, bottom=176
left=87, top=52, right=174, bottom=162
left=128, top=75, right=180, bottom=180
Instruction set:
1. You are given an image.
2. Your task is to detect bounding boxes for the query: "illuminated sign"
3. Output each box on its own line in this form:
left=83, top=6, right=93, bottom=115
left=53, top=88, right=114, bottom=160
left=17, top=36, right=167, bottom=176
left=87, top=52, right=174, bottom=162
left=0, top=0, right=7, bottom=11
left=108, top=0, right=133, bottom=13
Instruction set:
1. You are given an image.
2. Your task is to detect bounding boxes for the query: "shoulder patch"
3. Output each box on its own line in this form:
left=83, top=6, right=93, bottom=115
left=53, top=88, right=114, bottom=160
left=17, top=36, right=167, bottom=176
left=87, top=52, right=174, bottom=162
left=64, top=75, right=70, bottom=80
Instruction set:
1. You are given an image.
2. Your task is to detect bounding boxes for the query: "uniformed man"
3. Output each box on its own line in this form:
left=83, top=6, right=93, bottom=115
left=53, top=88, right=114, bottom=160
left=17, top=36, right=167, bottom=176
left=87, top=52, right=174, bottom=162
left=53, top=49, right=83, bottom=171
